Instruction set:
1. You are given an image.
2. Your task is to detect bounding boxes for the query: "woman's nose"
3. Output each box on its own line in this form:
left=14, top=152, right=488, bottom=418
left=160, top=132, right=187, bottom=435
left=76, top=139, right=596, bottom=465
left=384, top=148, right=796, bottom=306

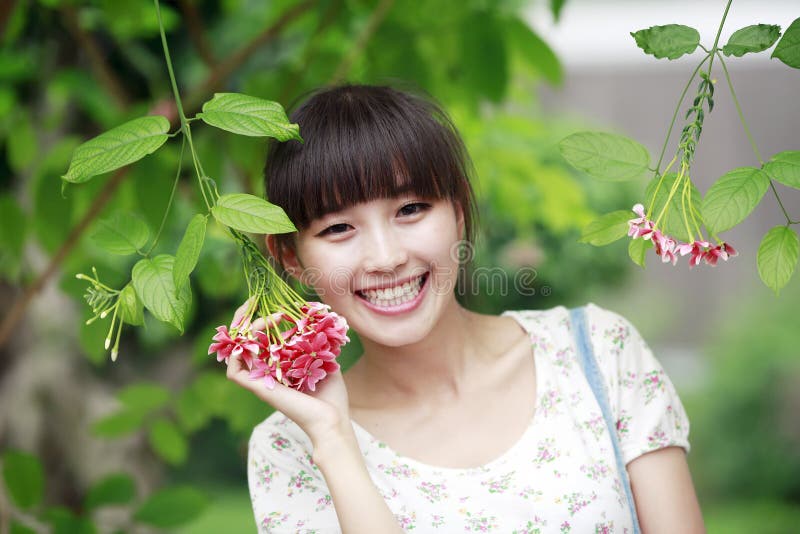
left=362, top=226, right=408, bottom=272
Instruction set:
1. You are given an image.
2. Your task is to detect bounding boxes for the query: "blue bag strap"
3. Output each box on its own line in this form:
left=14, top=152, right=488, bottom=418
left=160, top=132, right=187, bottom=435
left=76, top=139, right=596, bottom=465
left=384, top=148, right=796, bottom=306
left=569, top=306, right=641, bottom=534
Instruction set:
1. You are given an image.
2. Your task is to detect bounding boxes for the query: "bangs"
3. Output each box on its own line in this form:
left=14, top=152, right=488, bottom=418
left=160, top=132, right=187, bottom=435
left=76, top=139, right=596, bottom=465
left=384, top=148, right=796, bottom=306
left=264, top=85, right=473, bottom=229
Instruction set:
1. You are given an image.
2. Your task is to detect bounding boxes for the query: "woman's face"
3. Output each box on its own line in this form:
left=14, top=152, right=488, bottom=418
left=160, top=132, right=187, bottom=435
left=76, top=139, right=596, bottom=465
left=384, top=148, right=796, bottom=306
left=274, top=195, right=465, bottom=348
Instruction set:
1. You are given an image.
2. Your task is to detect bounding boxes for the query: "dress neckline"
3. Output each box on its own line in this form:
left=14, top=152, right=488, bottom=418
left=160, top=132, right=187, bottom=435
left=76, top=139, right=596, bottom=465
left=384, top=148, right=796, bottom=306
left=350, top=310, right=547, bottom=474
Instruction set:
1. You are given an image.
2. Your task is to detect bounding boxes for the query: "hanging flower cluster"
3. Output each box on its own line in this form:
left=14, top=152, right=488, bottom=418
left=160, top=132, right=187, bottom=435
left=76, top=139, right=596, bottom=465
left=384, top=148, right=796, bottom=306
left=208, top=231, right=349, bottom=393
left=628, top=203, right=737, bottom=267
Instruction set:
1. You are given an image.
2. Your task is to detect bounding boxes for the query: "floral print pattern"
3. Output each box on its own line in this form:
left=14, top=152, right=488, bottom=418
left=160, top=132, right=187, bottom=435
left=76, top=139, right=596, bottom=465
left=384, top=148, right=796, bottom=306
left=248, top=303, right=691, bottom=532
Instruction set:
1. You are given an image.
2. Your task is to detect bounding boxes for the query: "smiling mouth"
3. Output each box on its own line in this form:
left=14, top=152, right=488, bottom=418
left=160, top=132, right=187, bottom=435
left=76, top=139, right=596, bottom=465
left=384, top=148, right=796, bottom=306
left=355, top=272, right=429, bottom=306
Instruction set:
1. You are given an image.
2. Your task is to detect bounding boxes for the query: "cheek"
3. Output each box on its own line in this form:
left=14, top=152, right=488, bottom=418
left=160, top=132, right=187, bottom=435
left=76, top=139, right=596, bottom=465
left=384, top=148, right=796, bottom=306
left=296, top=244, right=357, bottom=295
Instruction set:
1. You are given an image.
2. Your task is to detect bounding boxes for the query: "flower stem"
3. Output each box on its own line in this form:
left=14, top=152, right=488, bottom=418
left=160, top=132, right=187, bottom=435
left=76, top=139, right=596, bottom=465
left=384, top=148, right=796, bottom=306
left=715, top=51, right=798, bottom=226
left=680, top=174, right=694, bottom=242
left=715, top=52, right=760, bottom=163
left=647, top=154, right=677, bottom=218
left=706, top=0, right=733, bottom=73
left=145, top=136, right=186, bottom=256
left=154, top=0, right=216, bottom=211
left=654, top=55, right=710, bottom=176
left=653, top=164, right=687, bottom=230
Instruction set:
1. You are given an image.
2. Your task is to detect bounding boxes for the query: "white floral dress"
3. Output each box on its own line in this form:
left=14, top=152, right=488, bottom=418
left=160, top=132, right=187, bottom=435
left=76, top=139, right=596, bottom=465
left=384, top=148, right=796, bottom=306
left=247, top=303, right=690, bottom=533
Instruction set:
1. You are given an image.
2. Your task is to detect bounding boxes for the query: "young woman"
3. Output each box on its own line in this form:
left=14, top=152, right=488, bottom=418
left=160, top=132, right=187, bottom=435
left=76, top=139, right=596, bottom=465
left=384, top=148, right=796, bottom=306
left=225, top=85, right=706, bottom=533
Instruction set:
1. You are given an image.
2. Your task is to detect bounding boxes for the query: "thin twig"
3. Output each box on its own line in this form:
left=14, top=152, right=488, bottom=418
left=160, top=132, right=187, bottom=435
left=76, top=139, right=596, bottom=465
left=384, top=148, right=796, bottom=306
left=279, top=0, right=345, bottom=102
left=61, top=6, right=130, bottom=109
left=328, top=0, right=395, bottom=85
left=0, top=167, right=130, bottom=346
left=184, top=0, right=315, bottom=110
left=177, top=0, right=216, bottom=68
left=0, top=0, right=17, bottom=37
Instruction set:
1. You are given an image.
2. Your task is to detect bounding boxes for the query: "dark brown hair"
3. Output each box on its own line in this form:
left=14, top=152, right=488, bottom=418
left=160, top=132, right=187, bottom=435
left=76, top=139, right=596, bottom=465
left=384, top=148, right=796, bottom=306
left=264, top=84, right=479, bottom=268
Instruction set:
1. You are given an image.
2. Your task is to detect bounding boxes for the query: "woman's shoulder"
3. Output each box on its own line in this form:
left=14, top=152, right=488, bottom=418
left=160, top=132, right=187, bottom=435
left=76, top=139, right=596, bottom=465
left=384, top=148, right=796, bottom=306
left=502, top=302, right=639, bottom=333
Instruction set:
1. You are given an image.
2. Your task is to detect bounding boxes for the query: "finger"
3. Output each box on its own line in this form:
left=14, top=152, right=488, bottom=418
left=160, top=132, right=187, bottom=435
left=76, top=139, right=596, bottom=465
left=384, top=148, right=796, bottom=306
left=231, top=297, right=255, bottom=329
left=250, top=312, right=283, bottom=333
left=250, top=317, right=266, bottom=332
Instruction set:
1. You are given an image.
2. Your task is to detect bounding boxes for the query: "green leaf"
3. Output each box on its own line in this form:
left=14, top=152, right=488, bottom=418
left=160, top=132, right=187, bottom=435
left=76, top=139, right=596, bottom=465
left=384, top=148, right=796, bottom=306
left=644, top=173, right=703, bottom=242
left=45, top=508, right=97, bottom=534
left=91, top=410, right=144, bottom=438
left=701, top=167, right=770, bottom=234
left=84, top=473, right=136, bottom=510
left=723, top=24, right=781, bottom=57
left=550, top=0, right=566, bottom=21
left=134, top=486, right=208, bottom=528
left=148, top=418, right=188, bottom=465
left=198, top=93, right=301, bottom=141
left=90, top=212, right=150, bottom=255
left=1, top=451, right=44, bottom=509
left=118, top=382, right=170, bottom=415
left=460, top=10, right=508, bottom=103
left=211, top=193, right=296, bottom=234
left=505, top=17, right=562, bottom=85
left=628, top=237, right=652, bottom=268
left=559, top=132, right=650, bottom=181
left=764, top=150, right=800, bottom=189
left=132, top=255, right=191, bottom=333
left=62, top=116, right=170, bottom=183
left=8, top=109, right=36, bottom=172
left=10, top=521, right=37, bottom=534
left=175, top=385, right=211, bottom=433
left=174, top=214, right=207, bottom=291
left=772, top=17, right=800, bottom=68
left=578, top=210, right=631, bottom=246
left=118, top=283, right=144, bottom=326
left=631, top=24, right=700, bottom=60
left=757, top=226, right=799, bottom=295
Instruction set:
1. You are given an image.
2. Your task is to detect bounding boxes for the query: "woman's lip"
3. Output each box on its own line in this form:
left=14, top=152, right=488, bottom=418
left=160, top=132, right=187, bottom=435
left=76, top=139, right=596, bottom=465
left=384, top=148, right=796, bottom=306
left=356, top=273, right=428, bottom=315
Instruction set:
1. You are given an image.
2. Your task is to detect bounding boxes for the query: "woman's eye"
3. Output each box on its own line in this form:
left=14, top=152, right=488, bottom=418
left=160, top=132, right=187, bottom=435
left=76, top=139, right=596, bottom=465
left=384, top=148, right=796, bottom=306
left=319, top=223, right=351, bottom=236
left=398, top=202, right=430, bottom=217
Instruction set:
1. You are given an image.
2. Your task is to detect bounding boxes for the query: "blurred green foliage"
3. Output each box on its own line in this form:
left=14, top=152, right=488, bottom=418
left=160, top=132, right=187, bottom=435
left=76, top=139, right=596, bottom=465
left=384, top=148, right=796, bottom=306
left=685, top=280, right=800, bottom=519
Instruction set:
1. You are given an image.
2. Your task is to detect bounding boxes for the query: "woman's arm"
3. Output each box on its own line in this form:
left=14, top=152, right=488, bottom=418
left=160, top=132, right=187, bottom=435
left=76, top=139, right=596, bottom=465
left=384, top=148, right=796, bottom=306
left=627, top=446, right=705, bottom=533
left=227, top=301, right=402, bottom=533
left=312, top=426, right=404, bottom=534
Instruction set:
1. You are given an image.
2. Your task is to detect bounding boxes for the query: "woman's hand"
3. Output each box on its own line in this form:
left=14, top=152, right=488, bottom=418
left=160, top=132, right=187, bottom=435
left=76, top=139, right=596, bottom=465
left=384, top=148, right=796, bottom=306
left=224, top=300, right=353, bottom=453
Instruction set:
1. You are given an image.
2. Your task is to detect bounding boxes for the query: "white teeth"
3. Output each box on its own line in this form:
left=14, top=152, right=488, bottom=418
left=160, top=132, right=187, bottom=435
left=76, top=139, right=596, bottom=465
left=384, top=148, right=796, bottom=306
left=360, top=274, right=425, bottom=306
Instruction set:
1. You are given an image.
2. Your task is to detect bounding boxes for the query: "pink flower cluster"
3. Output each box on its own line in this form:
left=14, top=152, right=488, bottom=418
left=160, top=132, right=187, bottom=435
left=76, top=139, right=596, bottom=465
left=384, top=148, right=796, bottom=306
left=209, top=302, right=349, bottom=393
left=627, top=203, right=737, bottom=267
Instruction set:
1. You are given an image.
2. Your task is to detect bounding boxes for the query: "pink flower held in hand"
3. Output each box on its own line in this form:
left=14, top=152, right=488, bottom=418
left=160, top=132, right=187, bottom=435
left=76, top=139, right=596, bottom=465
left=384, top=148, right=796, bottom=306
left=248, top=356, right=278, bottom=390
left=208, top=325, right=261, bottom=367
left=213, top=300, right=349, bottom=393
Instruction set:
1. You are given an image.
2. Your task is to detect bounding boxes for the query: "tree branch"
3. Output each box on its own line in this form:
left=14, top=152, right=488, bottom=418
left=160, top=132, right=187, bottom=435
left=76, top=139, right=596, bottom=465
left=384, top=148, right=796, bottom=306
left=279, top=0, right=344, bottom=102
left=328, top=0, right=394, bottom=85
left=61, top=6, right=130, bottom=110
left=0, top=0, right=17, bottom=37
left=184, top=0, right=315, bottom=110
left=0, top=167, right=130, bottom=346
left=177, top=0, right=216, bottom=68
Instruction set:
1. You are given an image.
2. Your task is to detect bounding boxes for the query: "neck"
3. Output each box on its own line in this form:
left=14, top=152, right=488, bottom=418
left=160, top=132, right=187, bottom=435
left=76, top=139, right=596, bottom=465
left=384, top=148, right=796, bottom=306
left=349, top=299, right=499, bottom=409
